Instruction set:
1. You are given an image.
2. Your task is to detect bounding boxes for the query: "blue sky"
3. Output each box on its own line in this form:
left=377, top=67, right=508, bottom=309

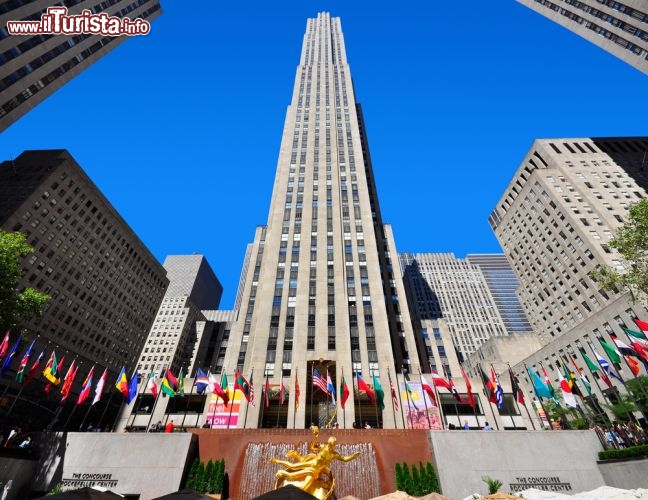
left=2, top=1, right=647, bottom=309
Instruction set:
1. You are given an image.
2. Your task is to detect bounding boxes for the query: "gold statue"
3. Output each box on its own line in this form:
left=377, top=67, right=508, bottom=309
left=270, top=425, right=361, bottom=499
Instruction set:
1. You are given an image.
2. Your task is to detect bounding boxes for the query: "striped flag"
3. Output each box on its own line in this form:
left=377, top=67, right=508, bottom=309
left=92, top=369, right=107, bottom=406
left=326, top=370, right=336, bottom=406
left=16, top=339, right=34, bottom=383
left=76, top=366, right=94, bottom=405
left=312, top=368, right=328, bottom=394
left=390, top=378, right=399, bottom=411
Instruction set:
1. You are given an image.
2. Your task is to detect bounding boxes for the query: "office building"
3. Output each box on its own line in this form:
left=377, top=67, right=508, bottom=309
left=218, top=13, right=425, bottom=430
left=516, top=0, right=648, bottom=75
left=490, top=137, right=648, bottom=422
left=400, top=253, right=509, bottom=366
left=136, top=255, right=222, bottom=378
left=0, top=149, right=168, bottom=429
left=466, top=254, right=533, bottom=335
left=0, top=0, right=162, bottom=131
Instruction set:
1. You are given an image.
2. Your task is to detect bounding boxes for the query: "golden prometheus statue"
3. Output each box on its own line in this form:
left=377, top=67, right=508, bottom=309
left=270, top=425, right=361, bottom=499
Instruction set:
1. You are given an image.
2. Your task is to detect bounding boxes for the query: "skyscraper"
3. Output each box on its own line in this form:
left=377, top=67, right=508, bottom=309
left=0, top=149, right=168, bottom=429
left=466, top=254, right=532, bottom=335
left=399, top=253, right=509, bottom=365
left=516, top=0, right=648, bottom=75
left=220, top=13, right=424, bottom=429
left=0, top=0, right=162, bottom=132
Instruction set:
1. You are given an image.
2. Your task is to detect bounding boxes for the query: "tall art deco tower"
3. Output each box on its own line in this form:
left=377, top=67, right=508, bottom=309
left=222, top=13, right=425, bottom=429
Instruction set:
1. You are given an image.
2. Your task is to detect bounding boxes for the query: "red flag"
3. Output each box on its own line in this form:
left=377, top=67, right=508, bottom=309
left=448, top=377, right=465, bottom=403
left=76, top=366, right=94, bottom=405
left=0, top=331, right=10, bottom=359
left=634, top=317, right=648, bottom=334
left=430, top=370, right=452, bottom=390
left=24, top=350, right=44, bottom=386
left=340, top=374, right=350, bottom=409
left=356, top=373, right=375, bottom=405
left=461, top=367, right=475, bottom=408
left=419, top=373, right=437, bottom=407
left=265, top=375, right=270, bottom=408
left=295, top=374, right=300, bottom=411
left=280, top=378, right=285, bottom=405
left=390, top=378, right=399, bottom=411
left=60, top=361, right=78, bottom=401
left=625, top=355, right=640, bottom=376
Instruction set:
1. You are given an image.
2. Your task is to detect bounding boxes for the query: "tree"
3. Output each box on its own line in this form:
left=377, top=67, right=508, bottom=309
left=591, top=199, right=648, bottom=303
left=425, top=461, right=440, bottom=493
left=609, top=395, right=637, bottom=423
left=395, top=462, right=404, bottom=491
left=0, top=230, right=49, bottom=332
left=627, top=376, right=648, bottom=414
left=482, top=476, right=503, bottom=494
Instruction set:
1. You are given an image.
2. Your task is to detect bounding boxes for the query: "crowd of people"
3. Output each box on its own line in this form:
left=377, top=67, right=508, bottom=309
left=593, top=421, right=648, bottom=449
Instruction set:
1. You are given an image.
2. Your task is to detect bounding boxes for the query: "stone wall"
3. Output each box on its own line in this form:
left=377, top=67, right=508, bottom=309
left=597, top=457, right=648, bottom=490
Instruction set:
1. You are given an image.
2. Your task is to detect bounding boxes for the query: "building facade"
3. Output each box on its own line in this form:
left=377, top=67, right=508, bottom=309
left=216, top=13, right=425, bottom=430
left=0, top=0, right=162, bottom=132
left=0, top=149, right=168, bottom=430
left=400, top=252, right=509, bottom=365
left=516, top=0, right=648, bottom=75
left=490, top=137, right=648, bottom=424
left=466, top=254, right=533, bottom=335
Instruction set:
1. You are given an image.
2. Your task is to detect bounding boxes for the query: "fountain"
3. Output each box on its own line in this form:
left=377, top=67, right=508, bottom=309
left=238, top=435, right=380, bottom=499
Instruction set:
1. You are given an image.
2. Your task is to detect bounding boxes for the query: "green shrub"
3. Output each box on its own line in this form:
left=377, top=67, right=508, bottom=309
left=598, top=444, right=648, bottom=461
left=394, top=461, right=440, bottom=496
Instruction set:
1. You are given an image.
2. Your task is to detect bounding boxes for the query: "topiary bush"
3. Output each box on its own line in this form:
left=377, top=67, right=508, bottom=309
left=599, top=444, right=648, bottom=461
left=394, top=461, right=441, bottom=496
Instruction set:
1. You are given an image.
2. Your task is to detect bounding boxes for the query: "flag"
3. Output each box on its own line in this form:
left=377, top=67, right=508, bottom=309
left=195, top=368, right=209, bottom=395
left=0, top=335, right=21, bottom=377
left=177, top=368, right=185, bottom=397
left=210, top=373, right=229, bottom=405
left=561, top=362, right=581, bottom=397
left=373, top=374, right=385, bottom=410
left=404, top=373, right=418, bottom=409
left=127, top=371, right=139, bottom=404
left=624, top=327, right=648, bottom=347
left=568, top=354, right=592, bottom=395
left=312, top=368, right=328, bottom=394
left=147, top=370, right=159, bottom=397
left=0, top=331, right=10, bottom=359
left=593, top=348, right=622, bottom=383
left=16, top=339, right=34, bottom=383
left=339, top=374, right=350, bottom=409
left=490, top=367, right=504, bottom=408
left=633, top=317, right=648, bottom=334
left=390, top=377, right=399, bottom=411
left=92, top=368, right=107, bottom=406
left=557, top=369, right=577, bottom=408
left=24, top=349, right=44, bottom=386
left=419, top=373, right=437, bottom=407
left=115, top=366, right=129, bottom=397
left=509, top=367, right=524, bottom=405
left=600, top=339, right=621, bottom=364
left=295, top=374, right=300, bottom=411
left=356, top=373, right=375, bottom=405
left=625, top=355, right=640, bottom=376
left=42, top=351, right=57, bottom=383
left=430, top=370, right=452, bottom=390
left=161, top=368, right=177, bottom=397
left=265, top=375, right=270, bottom=408
left=280, top=378, right=285, bottom=405
left=327, top=370, right=336, bottom=406
left=448, top=378, right=465, bottom=403
left=527, top=367, right=552, bottom=398
left=610, top=333, right=636, bottom=357
left=60, top=360, right=78, bottom=402
left=541, top=365, right=556, bottom=398
left=461, top=366, right=475, bottom=408
left=76, top=366, right=94, bottom=405
left=582, top=351, right=612, bottom=388
left=480, top=367, right=497, bottom=404
left=235, top=370, right=255, bottom=406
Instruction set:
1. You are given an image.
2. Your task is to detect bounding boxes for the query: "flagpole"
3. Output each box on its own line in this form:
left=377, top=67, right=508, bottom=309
left=620, top=328, right=648, bottom=402
left=575, top=346, right=612, bottom=426
left=523, top=363, right=553, bottom=430
left=293, top=373, right=298, bottom=430
left=128, top=370, right=149, bottom=429
left=181, top=376, right=197, bottom=430
left=509, top=364, right=535, bottom=431
left=395, top=370, right=406, bottom=429
left=309, top=363, right=315, bottom=427
left=402, top=370, right=413, bottom=429
left=145, top=367, right=165, bottom=432
left=590, top=339, right=641, bottom=422
left=373, top=373, right=379, bottom=427
left=341, top=368, right=346, bottom=429
left=586, top=340, right=635, bottom=423
left=417, top=367, right=431, bottom=429
left=227, top=372, right=236, bottom=429
left=354, top=370, right=363, bottom=428
left=5, top=383, right=26, bottom=418
left=387, top=369, right=397, bottom=429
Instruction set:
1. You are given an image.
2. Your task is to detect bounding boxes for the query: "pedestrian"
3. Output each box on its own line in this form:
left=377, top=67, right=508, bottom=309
left=364, top=421, right=371, bottom=429
left=483, top=422, right=493, bottom=430
left=463, top=420, right=470, bottom=430
left=165, top=420, right=174, bottom=433
left=18, top=436, right=31, bottom=448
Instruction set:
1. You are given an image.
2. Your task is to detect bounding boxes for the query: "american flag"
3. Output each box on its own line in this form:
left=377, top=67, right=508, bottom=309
left=312, top=368, right=328, bottom=394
